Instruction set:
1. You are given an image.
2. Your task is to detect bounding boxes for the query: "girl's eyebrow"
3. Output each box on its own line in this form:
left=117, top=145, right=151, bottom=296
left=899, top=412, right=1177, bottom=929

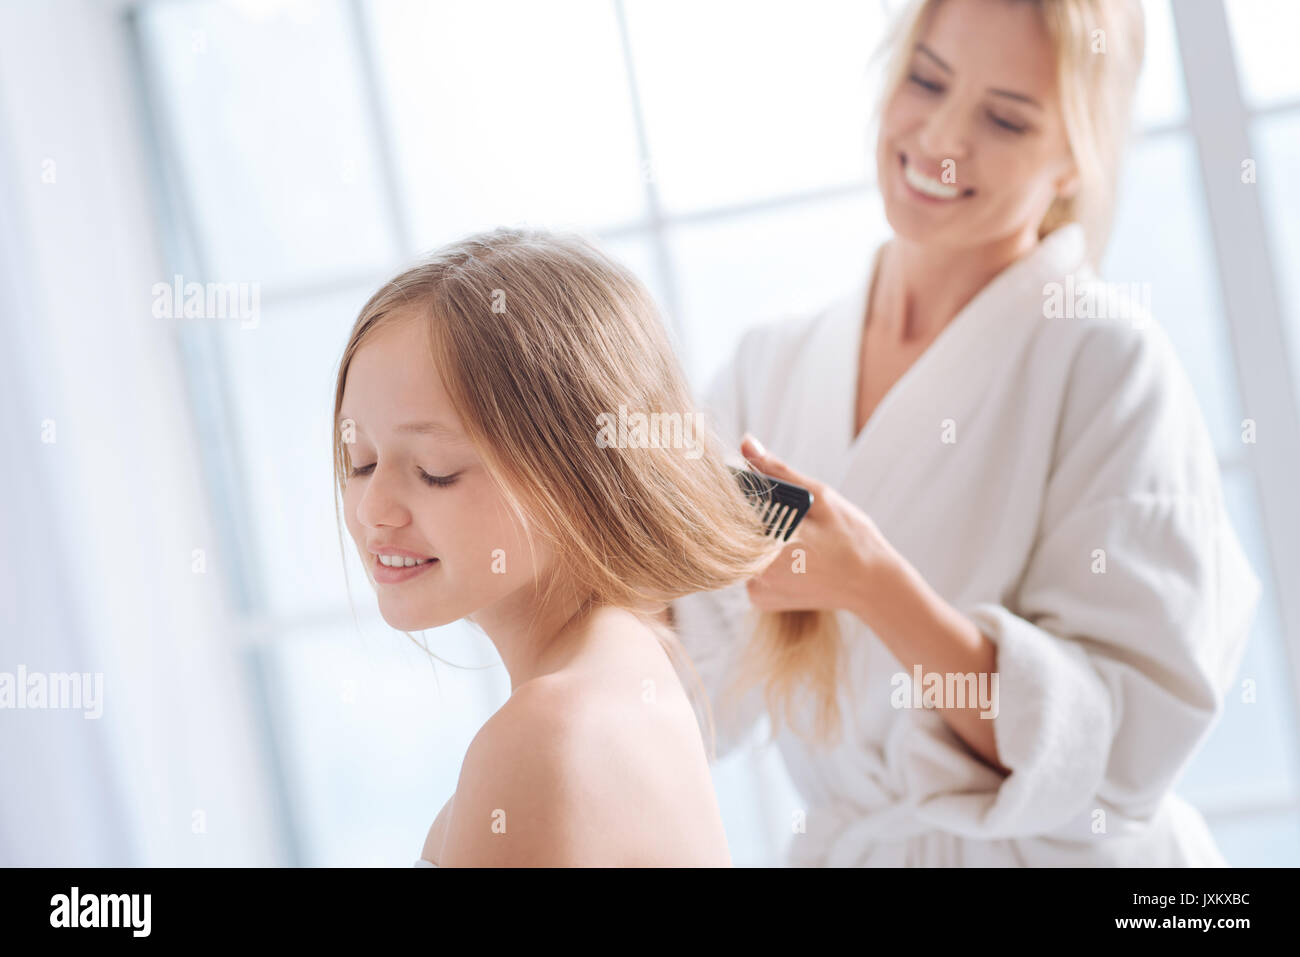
left=914, top=43, right=1045, bottom=110
left=394, top=420, right=464, bottom=439
left=340, top=415, right=469, bottom=443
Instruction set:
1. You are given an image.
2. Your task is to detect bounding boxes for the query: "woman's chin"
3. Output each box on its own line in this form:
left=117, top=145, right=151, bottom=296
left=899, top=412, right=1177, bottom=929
left=883, top=200, right=952, bottom=242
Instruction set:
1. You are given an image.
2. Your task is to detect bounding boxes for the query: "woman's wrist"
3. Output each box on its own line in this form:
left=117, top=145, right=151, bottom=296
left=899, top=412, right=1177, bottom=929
left=845, top=534, right=903, bottom=629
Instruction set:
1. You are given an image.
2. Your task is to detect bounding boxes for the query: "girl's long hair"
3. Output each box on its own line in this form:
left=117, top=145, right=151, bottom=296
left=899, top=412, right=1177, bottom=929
left=332, top=227, right=791, bottom=760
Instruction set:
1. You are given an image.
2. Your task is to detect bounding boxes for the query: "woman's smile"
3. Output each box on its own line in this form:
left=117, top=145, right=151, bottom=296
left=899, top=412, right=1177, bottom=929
left=898, top=152, right=976, bottom=203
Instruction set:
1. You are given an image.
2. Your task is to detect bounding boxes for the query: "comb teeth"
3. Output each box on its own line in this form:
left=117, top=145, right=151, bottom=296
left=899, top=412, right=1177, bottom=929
left=730, top=466, right=814, bottom=542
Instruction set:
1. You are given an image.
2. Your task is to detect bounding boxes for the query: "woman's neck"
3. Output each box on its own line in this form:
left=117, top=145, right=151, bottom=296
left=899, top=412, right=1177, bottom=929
left=873, top=224, right=1041, bottom=343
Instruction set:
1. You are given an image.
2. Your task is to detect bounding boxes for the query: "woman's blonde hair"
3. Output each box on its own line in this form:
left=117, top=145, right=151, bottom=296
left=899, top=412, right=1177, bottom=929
left=331, top=227, right=791, bottom=761
left=869, top=0, right=1146, bottom=264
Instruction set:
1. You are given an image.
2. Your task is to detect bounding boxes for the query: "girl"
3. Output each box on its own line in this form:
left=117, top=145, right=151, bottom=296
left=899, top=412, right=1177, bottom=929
left=332, top=228, right=784, bottom=866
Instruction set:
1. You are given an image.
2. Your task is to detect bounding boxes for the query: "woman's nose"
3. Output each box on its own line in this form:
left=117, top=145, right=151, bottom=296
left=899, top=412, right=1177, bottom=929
left=916, top=97, right=971, bottom=163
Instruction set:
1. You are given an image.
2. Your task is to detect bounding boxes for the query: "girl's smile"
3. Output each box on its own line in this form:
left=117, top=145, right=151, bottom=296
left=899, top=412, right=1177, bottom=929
left=369, top=546, right=441, bottom=585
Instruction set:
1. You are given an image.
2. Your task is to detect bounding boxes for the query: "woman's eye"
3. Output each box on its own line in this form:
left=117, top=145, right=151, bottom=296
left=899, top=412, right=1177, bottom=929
left=418, top=468, right=459, bottom=488
left=989, top=113, right=1028, bottom=134
left=908, top=72, right=943, bottom=93
left=349, top=463, right=376, bottom=477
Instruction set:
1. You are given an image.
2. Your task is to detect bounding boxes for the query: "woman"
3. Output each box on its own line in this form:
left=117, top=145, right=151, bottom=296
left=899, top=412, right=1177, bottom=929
left=669, top=0, right=1261, bottom=866
left=332, top=229, right=784, bottom=866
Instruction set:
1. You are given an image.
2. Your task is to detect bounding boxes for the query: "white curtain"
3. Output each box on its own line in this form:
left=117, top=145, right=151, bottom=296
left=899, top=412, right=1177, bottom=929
left=0, top=0, right=279, bottom=866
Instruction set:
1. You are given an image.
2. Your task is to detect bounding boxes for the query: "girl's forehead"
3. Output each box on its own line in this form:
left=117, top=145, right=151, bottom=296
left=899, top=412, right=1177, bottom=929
left=348, top=322, right=438, bottom=388
left=342, top=327, right=460, bottom=427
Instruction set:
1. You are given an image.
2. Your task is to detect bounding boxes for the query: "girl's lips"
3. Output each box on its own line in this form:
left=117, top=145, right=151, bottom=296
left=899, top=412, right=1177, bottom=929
left=372, top=554, right=439, bottom=584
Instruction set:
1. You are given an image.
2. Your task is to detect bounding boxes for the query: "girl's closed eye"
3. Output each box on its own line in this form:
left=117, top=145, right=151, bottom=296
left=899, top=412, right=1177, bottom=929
left=418, top=468, right=459, bottom=488
left=347, top=462, right=460, bottom=487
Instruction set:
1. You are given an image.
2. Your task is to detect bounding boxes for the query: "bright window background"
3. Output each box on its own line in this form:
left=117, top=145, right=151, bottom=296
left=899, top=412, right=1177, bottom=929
left=133, top=0, right=1300, bottom=865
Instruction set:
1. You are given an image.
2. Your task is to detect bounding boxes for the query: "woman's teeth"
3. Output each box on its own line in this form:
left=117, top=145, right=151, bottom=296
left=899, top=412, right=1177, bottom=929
left=378, top=554, right=434, bottom=567
left=903, top=157, right=962, bottom=199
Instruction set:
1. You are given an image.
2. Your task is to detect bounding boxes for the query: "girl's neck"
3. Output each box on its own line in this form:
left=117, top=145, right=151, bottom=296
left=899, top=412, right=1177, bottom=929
left=472, top=583, right=604, bottom=692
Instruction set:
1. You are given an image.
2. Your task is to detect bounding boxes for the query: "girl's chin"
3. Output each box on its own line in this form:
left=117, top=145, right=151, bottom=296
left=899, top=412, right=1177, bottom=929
left=378, top=604, right=450, bottom=633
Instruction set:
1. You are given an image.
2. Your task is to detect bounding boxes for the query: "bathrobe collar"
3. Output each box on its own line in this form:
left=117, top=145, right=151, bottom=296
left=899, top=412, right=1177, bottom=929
left=810, top=222, right=1089, bottom=496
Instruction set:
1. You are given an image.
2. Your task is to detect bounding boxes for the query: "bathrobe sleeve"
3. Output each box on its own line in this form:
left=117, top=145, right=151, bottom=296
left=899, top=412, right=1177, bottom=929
left=668, top=326, right=773, bottom=762
left=907, top=321, right=1261, bottom=838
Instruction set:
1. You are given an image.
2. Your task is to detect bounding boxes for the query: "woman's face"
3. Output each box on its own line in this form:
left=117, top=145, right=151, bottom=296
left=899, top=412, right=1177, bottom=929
left=876, top=0, right=1080, bottom=250
left=340, top=311, right=551, bottom=633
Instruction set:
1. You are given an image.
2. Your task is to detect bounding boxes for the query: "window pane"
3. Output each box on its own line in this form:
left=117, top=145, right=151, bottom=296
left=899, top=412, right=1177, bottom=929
left=1134, top=0, right=1189, bottom=129
left=1250, top=111, right=1300, bottom=422
left=596, top=232, right=661, bottom=306
left=1226, top=0, right=1300, bottom=110
left=667, top=190, right=891, bottom=391
left=218, top=286, right=374, bottom=619
left=366, top=0, right=648, bottom=247
left=1205, top=808, right=1300, bottom=867
left=1101, top=132, right=1244, bottom=458
left=594, top=232, right=679, bottom=339
left=1176, top=466, right=1300, bottom=812
left=712, top=728, right=804, bottom=866
left=263, top=616, right=507, bottom=866
left=625, top=0, right=888, bottom=214
left=138, top=0, right=398, bottom=287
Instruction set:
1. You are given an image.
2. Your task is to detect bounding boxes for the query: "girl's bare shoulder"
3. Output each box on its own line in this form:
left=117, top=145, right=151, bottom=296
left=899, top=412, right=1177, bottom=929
left=440, top=631, right=711, bottom=864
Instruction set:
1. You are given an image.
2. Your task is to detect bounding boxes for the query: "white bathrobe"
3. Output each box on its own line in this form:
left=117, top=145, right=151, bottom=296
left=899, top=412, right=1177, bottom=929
left=671, top=222, right=1261, bottom=867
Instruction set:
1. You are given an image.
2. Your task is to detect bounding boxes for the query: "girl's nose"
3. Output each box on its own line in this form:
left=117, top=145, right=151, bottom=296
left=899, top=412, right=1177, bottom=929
left=355, top=466, right=411, bottom=529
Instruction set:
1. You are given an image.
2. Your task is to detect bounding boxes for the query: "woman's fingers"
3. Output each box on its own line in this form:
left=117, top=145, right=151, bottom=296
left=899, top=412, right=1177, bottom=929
left=740, top=433, right=823, bottom=505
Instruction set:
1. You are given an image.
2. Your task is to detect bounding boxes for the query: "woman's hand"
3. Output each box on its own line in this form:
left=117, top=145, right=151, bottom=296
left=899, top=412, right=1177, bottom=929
left=740, top=433, right=898, bottom=618
left=740, top=433, right=1007, bottom=774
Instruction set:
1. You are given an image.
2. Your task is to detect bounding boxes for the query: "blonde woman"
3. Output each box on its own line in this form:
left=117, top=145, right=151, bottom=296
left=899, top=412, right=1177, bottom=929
left=669, top=0, right=1262, bottom=866
left=333, top=229, right=786, bottom=866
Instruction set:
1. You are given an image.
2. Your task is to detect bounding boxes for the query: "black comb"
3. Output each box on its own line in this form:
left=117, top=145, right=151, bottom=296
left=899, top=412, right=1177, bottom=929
left=730, top=466, right=814, bottom=542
